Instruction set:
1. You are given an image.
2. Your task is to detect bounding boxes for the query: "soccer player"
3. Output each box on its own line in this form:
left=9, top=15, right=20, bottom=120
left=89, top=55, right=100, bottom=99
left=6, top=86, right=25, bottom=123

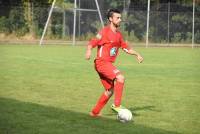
left=85, top=9, right=143, bottom=117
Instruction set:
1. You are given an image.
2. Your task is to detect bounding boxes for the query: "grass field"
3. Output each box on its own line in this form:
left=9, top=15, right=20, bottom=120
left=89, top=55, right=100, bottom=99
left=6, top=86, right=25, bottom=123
left=0, top=44, right=200, bottom=134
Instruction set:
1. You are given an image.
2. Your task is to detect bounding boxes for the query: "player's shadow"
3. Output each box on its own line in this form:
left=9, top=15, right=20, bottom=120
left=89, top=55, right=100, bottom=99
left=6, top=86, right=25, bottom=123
left=0, top=97, right=179, bottom=134
left=129, top=106, right=161, bottom=116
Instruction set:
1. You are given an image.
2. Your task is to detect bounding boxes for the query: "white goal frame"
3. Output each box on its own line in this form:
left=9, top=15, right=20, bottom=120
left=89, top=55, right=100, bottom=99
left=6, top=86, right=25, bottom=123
left=39, top=0, right=104, bottom=46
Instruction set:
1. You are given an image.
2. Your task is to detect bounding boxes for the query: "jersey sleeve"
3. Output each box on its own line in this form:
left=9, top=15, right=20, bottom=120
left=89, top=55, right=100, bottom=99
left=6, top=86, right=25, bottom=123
left=88, top=29, right=104, bottom=48
left=119, top=33, right=130, bottom=52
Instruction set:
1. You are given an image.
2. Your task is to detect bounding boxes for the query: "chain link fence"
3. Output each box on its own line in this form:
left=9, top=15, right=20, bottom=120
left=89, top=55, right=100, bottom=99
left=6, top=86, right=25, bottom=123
left=0, top=0, right=199, bottom=46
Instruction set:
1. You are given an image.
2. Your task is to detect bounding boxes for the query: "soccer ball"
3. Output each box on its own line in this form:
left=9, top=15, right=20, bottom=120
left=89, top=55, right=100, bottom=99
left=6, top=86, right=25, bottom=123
left=117, top=109, right=133, bottom=123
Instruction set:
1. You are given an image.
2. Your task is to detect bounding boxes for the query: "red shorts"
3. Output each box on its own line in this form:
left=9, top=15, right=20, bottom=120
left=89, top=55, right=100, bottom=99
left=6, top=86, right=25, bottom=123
left=94, top=60, right=121, bottom=90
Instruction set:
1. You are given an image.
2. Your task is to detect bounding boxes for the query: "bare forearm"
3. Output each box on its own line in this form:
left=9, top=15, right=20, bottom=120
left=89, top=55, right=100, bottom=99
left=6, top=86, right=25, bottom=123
left=85, top=45, right=93, bottom=60
left=87, top=44, right=92, bottom=51
left=125, top=48, right=144, bottom=63
left=127, top=49, right=140, bottom=56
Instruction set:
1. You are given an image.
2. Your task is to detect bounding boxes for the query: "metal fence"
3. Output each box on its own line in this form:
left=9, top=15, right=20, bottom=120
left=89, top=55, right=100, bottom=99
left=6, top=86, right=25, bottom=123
left=0, top=0, right=199, bottom=46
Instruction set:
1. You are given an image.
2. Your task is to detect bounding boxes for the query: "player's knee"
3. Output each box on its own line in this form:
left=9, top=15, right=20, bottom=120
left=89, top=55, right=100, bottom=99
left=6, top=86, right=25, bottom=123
left=105, top=89, right=113, bottom=97
left=116, top=74, right=125, bottom=83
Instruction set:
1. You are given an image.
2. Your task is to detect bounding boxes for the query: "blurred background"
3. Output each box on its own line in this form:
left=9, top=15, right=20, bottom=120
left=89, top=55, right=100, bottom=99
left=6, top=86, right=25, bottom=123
left=0, top=0, right=199, bottom=46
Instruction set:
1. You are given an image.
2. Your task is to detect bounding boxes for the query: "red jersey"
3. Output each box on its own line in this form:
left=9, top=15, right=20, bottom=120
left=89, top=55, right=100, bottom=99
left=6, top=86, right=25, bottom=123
left=89, top=26, right=129, bottom=62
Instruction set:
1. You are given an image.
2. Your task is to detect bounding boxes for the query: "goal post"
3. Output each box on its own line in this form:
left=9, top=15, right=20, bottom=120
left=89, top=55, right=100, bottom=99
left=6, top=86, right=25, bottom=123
left=72, top=0, right=104, bottom=45
left=39, top=0, right=104, bottom=46
left=39, top=0, right=56, bottom=46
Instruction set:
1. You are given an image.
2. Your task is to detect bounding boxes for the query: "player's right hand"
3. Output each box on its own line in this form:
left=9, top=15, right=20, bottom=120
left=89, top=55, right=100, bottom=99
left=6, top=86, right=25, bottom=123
left=85, top=50, right=91, bottom=60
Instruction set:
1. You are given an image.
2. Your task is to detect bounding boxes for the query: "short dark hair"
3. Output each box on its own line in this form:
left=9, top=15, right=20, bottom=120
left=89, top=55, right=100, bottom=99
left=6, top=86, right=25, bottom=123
left=106, top=8, right=121, bottom=20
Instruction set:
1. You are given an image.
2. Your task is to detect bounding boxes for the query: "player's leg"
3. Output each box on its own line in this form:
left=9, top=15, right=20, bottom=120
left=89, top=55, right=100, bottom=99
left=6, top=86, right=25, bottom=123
left=114, top=74, right=125, bottom=107
left=111, top=73, right=126, bottom=113
left=90, top=77, right=114, bottom=117
left=97, top=62, right=125, bottom=111
left=92, top=61, right=125, bottom=114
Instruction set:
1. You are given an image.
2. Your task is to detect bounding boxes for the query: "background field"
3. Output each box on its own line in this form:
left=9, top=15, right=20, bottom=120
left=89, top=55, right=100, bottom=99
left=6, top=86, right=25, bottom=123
left=0, top=44, right=200, bottom=134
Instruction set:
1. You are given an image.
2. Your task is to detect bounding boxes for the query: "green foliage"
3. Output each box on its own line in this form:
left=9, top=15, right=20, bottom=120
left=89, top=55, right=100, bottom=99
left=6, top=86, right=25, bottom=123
left=124, top=13, right=145, bottom=42
left=31, top=2, right=50, bottom=37
left=78, top=32, right=96, bottom=41
left=57, top=0, right=74, bottom=9
left=171, top=32, right=182, bottom=43
left=50, top=12, right=63, bottom=39
left=0, top=0, right=199, bottom=43
left=104, top=0, right=123, bottom=9
left=120, top=29, right=140, bottom=42
left=0, top=7, right=29, bottom=36
left=195, top=30, right=200, bottom=43
left=185, top=32, right=192, bottom=43
left=8, top=7, right=29, bottom=36
left=0, top=17, right=11, bottom=34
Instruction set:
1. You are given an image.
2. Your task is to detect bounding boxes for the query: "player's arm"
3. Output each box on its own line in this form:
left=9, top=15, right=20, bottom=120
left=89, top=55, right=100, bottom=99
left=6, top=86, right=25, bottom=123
left=85, top=32, right=103, bottom=60
left=120, top=35, right=143, bottom=63
left=123, top=48, right=143, bottom=63
left=85, top=44, right=93, bottom=60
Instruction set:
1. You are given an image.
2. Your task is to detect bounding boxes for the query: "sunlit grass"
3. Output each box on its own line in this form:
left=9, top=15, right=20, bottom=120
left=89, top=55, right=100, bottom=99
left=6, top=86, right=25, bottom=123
left=0, top=45, right=199, bottom=134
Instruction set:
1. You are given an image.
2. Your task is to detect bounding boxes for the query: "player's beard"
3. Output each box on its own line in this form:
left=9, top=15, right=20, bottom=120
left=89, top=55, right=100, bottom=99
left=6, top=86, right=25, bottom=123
left=114, top=22, right=120, bottom=28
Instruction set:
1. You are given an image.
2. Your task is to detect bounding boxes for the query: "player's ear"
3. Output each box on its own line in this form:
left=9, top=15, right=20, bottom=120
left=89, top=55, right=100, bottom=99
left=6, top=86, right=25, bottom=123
left=108, top=16, right=112, bottom=22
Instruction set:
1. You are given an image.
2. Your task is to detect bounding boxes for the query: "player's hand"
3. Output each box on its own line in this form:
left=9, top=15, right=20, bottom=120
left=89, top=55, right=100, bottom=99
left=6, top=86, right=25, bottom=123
left=85, top=49, right=91, bottom=60
left=136, top=54, right=143, bottom=63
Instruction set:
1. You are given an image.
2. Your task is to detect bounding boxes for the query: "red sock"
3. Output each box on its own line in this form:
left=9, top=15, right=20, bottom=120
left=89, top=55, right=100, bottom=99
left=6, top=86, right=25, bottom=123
left=114, top=82, right=124, bottom=107
left=92, top=92, right=110, bottom=114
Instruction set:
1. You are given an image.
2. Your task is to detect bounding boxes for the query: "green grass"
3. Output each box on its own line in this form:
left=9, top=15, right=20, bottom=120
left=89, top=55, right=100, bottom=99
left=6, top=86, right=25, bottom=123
left=0, top=44, right=200, bottom=134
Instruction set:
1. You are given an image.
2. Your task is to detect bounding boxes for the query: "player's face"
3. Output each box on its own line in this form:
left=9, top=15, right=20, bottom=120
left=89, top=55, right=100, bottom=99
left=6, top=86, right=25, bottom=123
left=110, top=13, right=122, bottom=27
